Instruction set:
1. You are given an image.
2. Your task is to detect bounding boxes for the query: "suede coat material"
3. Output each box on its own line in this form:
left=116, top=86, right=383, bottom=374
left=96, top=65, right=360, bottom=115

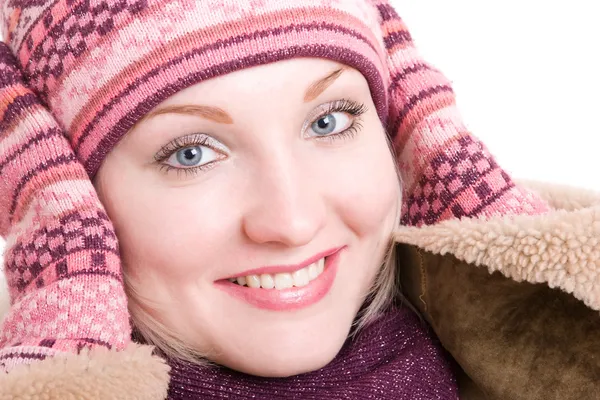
left=0, top=180, right=598, bottom=399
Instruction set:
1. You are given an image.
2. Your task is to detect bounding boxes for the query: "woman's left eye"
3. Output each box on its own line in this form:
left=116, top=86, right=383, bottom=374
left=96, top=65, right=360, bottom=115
left=309, top=112, right=353, bottom=137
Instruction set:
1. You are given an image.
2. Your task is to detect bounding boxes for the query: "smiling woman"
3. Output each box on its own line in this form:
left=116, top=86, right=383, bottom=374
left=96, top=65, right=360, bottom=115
left=94, top=58, right=402, bottom=376
left=0, top=1, right=599, bottom=399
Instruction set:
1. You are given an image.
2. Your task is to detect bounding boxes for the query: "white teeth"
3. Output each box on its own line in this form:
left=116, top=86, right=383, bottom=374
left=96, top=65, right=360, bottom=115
left=246, top=275, right=261, bottom=288
left=232, top=257, right=327, bottom=289
left=292, top=267, right=310, bottom=287
left=274, top=273, right=294, bottom=290
left=317, top=257, right=325, bottom=274
left=307, top=263, right=319, bottom=280
left=260, top=274, right=275, bottom=289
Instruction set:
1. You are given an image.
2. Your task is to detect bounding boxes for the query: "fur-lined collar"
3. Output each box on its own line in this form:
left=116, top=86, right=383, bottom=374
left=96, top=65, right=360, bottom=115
left=394, top=180, right=600, bottom=311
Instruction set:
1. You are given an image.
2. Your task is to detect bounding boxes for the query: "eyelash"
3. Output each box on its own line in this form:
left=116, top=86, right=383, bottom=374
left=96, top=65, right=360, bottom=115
left=155, top=98, right=368, bottom=178
left=311, top=99, right=367, bottom=144
left=154, top=136, right=221, bottom=178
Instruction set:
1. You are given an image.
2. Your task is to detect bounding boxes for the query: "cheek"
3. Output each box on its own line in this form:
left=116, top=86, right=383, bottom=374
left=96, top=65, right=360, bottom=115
left=324, top=136, right=399, bottom=236
left=121, top=195, right=227, bottom=282
left=97, top=162, right=228, bottom=284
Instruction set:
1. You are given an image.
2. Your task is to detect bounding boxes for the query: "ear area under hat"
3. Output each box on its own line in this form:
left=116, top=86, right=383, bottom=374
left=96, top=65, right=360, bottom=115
left=372, top=0, right=550, bottom=226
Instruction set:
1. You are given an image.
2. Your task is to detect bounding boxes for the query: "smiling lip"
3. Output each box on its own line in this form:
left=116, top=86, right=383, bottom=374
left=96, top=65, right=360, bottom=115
left=222, top=247, right=343, bottom=279
left=215, top=246, right=345, bottom=311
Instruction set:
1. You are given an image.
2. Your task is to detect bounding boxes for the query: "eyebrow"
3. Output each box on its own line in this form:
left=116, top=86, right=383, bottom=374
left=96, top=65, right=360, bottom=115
left=136, top=68, right=345, bottom=126
left=304, top=68, right=345, bottom=102
left=138, top=104, right=234, bottom=125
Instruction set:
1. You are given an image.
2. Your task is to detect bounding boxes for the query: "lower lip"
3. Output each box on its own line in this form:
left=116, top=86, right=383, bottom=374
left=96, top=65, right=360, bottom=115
left=215, top=248, right=344, bottom=311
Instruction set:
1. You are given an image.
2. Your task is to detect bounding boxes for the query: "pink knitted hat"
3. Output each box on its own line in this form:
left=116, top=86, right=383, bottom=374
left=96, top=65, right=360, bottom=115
left=0, top=0, right=549, bottom=372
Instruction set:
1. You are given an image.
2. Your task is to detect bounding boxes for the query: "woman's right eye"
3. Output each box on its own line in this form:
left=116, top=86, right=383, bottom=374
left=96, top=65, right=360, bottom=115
left=154, top=134, right=228, bottom=177
left=165, top=145, right=221, bottom=169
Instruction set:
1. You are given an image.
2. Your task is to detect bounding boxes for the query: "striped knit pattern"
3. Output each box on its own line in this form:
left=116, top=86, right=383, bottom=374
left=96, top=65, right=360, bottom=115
left=2, top=0, right=389, bottom=178
left=373, top=2, right=550, bottom=224
left=0, top=45, right=130, bottom=371
left=0, top=0, right=549, bottom=374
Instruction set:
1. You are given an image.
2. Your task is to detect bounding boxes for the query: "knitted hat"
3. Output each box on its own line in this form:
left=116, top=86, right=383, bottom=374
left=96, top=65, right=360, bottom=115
left=0, top=0, right=549, bottom=374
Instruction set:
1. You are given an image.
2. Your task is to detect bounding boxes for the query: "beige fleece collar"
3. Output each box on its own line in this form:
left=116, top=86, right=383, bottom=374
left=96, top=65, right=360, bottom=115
left=394, top=180, right=600, bottom=311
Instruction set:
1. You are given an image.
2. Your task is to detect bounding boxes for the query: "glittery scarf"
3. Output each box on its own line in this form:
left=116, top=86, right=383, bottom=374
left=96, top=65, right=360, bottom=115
left=164, top=306, right=459, bottom=399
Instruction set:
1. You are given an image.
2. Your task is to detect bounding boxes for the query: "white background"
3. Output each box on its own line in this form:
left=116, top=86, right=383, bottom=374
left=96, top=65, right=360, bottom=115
left=1, top=1, right=599, bottom=306
left=397, top=0, right=600, bottom=191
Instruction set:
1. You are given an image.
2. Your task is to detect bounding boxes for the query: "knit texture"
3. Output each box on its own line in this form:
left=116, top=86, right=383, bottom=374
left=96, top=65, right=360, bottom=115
left=0, top=0, right=550, bottom=381
left=165, top=306, right=459, bottom=399
left=3, top=0, right=390, bottom=178
left=0, top=44, right=130, bottom=371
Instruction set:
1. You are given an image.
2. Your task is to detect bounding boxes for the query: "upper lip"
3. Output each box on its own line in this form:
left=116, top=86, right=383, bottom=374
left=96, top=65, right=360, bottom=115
left=221, top=246, right=344, bottom=280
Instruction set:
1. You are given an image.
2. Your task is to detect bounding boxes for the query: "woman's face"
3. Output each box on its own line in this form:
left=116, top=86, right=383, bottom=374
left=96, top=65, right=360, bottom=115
left=95, top=58, right=400, bottom=377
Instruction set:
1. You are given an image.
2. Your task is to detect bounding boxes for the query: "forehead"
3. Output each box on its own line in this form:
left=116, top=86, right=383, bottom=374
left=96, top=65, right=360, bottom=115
left=156, top=58, right=367, bottom=107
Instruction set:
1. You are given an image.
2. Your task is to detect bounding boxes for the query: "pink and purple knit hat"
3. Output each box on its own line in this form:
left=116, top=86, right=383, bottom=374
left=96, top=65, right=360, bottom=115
left=0, top=0, right=549, bottom=374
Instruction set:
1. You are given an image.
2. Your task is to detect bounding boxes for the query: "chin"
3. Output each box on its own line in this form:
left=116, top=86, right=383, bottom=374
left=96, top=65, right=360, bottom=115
left=228, top=352, right=340, bottom=378
left=216, top=332, right=349, bottom=378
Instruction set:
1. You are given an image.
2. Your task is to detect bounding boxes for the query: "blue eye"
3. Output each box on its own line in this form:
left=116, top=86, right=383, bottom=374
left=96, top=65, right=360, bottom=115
left=155, top=134, right=229, bottom=178
left=310, top=112, right=352, bottom=137
left=166, top=145, right=220, bottom=169
left=176, top=146, right=202, bottom=166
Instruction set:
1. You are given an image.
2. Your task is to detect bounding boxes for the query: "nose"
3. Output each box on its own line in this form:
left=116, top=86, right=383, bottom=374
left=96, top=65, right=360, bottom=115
left=241, top=151, right=326, bottom=247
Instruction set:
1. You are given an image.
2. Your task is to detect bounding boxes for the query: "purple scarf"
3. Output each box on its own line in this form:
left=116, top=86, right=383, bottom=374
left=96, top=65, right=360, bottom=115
left=162, top=306, right=459, bottom=399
